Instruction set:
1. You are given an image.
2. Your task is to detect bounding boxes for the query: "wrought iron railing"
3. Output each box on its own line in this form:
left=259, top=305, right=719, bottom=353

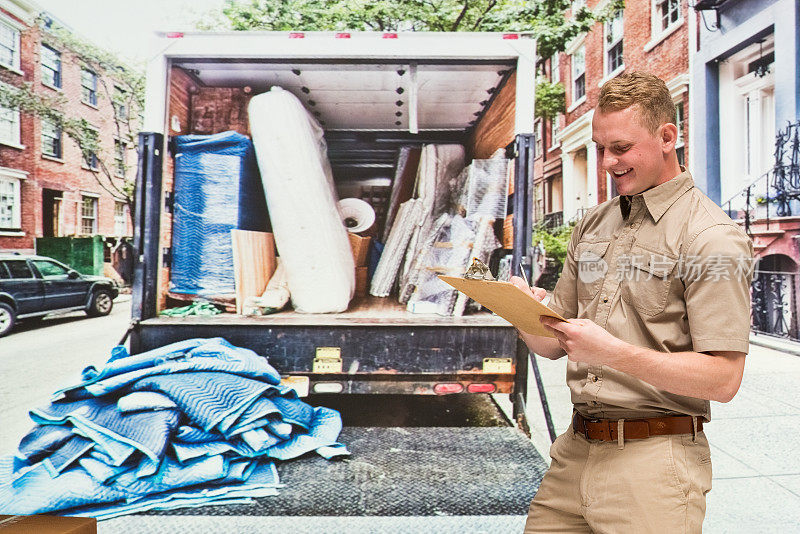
left=721, top=121, right=800, bottom=236
left=751, top=270, right=799, bottom=341
left=542, top=210, right=563, bottom=230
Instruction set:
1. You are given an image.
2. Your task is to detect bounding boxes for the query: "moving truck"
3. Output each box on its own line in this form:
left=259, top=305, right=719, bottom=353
left=130, top=30, right=552, bottom=522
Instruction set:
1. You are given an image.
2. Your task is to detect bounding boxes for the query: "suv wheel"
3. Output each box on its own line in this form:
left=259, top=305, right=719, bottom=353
left=0, top=303, right=15, bottom=337
left=87, top=289, right=114, bottom=317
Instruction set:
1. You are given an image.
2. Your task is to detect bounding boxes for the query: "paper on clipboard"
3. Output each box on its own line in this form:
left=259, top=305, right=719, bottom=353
left=438, top=275, right=566, bottom=338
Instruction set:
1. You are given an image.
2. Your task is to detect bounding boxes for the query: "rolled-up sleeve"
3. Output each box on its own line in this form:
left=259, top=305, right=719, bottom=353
left=683, top=223, right=754, bottom=353
left=548, top=224, right=582, bottom=320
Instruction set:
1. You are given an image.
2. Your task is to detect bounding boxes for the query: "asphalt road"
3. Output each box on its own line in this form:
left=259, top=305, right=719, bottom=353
left=0, top=296, right=133, bottom=454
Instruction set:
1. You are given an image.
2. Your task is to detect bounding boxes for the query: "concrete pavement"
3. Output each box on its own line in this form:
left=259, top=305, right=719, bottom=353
left=521, top=341, right=800, bottom=533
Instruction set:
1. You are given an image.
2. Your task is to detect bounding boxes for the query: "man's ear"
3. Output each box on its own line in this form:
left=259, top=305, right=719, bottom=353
left=659, top=123, right=678, bottom=153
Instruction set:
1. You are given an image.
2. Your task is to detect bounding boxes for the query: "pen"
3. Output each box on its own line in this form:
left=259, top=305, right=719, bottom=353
left=519, top=262, right=530, bottom=287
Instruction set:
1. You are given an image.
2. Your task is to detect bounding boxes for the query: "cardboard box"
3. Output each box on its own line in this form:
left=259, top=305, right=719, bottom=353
left=355, top=266, right=369, bottom=297
left=0, top=515, right=96, bottom=534
left=348, top=234, right=372, bottom=267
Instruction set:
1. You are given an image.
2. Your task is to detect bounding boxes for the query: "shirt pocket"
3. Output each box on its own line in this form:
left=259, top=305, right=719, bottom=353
left=620, top=246, right=678, bottom=316
left=575, top=240, right=611, bottom=301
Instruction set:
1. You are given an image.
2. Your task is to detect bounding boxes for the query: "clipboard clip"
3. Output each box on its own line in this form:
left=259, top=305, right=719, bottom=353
left=463, top=258, right=495, bottom=281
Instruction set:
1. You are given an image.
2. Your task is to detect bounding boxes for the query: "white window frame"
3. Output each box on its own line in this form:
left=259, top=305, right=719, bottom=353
left=114, top=138, right=126, bottom=176
left=568, top=45, right=586, bottom=111
left=603, top=9, right=625, bottom=80
left=0, top=101, right=21, bottom=148
left=114, top=201, right=127, bottom=236
left=551, top=53, right=560, bottom=83
left=41, top=44, right=62, bottom=89
left=0, top=17, right=22, bottom=74
left=81, top=68, right=98, bottom=107
left=644, top=0, right=684, bottom=52
left=41, top=119, right=63, bottom=159
left=0, top=166, right=27, bottom=232
left=550, top=113, right=562, bottom=151
left=80, top=194, right=99, bottom=235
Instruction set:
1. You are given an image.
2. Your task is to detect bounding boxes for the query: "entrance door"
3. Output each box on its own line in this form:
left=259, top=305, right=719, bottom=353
left=42, top=189, right=63, bottom=237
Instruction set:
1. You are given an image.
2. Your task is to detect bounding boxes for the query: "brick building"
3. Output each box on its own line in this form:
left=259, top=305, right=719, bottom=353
left=0, top=0, right=133, bottom=253
left=534, top=0, right=693, bottom=224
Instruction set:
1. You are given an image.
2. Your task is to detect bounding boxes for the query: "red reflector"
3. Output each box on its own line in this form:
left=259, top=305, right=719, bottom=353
left=502, top=33, right=519, bottom=40
left=467, top=383, right=496, bottom=394
left=434, top=383, right=463, bottom=395
left=289, top=32, right=305, bottom=39
left=336, top=33, right=351, bottom=39
left=383, top=33, right=399, bottom=39
left=165, top=32, right=184, bottom=39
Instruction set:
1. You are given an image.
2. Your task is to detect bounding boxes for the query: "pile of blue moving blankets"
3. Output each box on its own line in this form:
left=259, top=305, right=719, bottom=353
left=0, top=338, right=348, bottom=520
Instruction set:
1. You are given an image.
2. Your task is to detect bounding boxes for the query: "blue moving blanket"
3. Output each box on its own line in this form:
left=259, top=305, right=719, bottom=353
left=0, top=338, right=348, bottom=520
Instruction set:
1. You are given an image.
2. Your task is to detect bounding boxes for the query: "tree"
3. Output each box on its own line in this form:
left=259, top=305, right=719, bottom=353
left=197, top=0, right=624, bottom=118
left=0, top=16, right=144, bottom=222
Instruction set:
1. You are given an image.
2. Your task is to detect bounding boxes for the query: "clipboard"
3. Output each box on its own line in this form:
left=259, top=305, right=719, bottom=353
left=438, top=275, right=566, bottom=338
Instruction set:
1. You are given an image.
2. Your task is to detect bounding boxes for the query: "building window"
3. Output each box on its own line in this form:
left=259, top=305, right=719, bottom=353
left=0, top=103, right=20, bottom=146
left=114, top=201, right=126, bottom=236
left=84, top=150, right=99, bottom=170
left=675, top=101, right=685, bottom=166
left=114, top=86, right=128, bottom=121
left=0, top=20, right=20, bottom=71
left=81, top=69, right=98, bottom=106
left=41, top=45, right=61, bottom=88
left=551, top=53, right=560, bottom=83
left=0, top=174, right=21, bottom=230
left=605, top=10, right=624, bottom=75
left=572, top=45, right=586, bottom=103
left=551, top=114, right=561, bottom=148
left=114, top=139, right=126, bottom=176
left=41, top=119, right=62, bottom=159
left=656, top=0, right=681, bottom=32
left=81, top=195, right=98, bottom=234
left=534, top=120, right=543, bottom=158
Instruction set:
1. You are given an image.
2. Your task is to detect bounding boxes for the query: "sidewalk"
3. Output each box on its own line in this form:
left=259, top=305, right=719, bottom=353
left=522, top=342, right=800, bottom=533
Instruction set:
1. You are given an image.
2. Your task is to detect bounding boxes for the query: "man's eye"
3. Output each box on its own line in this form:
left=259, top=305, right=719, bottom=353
left=615, top=145, right=631, bottom=152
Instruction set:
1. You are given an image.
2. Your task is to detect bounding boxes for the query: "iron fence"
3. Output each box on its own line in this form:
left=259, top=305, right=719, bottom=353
left=751, top=270, right=800, bottom=341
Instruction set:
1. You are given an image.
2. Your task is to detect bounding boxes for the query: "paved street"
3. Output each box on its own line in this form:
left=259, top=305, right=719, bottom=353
left=523, top=340, right=800, bottom=533
left=0, top=296, right=133, bottom=455
left=2, top=302, right=799, bottom=532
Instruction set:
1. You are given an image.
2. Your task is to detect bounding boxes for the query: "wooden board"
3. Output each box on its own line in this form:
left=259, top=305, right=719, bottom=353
left=231, top=230, right=277, bottom=314
left=468, top=71, right=516, bottom=160
left=438, top=275, right=565, bottom=337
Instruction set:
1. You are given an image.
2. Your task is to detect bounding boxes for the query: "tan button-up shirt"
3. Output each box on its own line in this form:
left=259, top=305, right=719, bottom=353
left=549, top=170, right=753, bottom=421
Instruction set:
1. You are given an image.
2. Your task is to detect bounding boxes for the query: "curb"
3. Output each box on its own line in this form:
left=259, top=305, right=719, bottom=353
left=749, top=333, right=800, bottom=356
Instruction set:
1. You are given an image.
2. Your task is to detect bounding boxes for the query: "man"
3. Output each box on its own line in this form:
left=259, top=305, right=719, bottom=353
left=512, top=72, right=753, bottom=533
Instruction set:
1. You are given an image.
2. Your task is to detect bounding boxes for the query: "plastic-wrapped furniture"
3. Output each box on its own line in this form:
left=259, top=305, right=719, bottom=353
left=170, top=131, right=268, bottom=298
left=248, top=87, right=354, bottom=313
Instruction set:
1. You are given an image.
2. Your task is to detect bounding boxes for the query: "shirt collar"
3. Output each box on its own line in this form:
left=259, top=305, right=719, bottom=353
left=619, top=168, right=694, bottom=223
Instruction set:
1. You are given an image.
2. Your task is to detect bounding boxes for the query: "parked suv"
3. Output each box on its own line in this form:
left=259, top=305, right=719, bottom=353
left=0, top=253, right=119, bottom=337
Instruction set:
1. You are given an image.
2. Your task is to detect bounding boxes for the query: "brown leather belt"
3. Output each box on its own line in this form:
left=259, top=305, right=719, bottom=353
left=572, top=412, right=702, bottom=442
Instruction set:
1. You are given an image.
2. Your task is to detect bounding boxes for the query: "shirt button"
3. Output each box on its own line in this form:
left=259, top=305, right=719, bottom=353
left=592, top=376, right=599, bottom=382
left=603, top=297, right=609, bottom=303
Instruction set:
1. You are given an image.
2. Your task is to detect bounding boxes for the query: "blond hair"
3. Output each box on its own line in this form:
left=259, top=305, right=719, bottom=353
left=597, top=72, right=676, bottom=133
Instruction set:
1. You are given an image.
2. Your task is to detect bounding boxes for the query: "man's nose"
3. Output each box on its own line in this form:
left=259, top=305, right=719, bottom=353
left=601, top=151, right=618, bottom=170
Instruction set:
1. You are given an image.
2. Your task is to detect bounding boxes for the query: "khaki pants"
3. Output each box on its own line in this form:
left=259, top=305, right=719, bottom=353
left=525, top=428, right=713, bottom=533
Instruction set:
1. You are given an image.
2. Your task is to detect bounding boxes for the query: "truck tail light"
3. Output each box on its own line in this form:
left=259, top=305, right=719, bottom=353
left=434, top=383, right=463, bottom=395
left=502, top=34, right=519, bottom=40
left=165, top=32, right=184, bottom=39
left=336, top=33, right=351, bottom=39
left=289, top=32, right=305, bottom=39
left=467, top=383, right=496, bottom=394
left=383, top=33, right=399, bottom=39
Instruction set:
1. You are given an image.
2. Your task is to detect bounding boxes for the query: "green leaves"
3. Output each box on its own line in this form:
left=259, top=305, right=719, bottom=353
left=535, top=79, right=565, bottom=120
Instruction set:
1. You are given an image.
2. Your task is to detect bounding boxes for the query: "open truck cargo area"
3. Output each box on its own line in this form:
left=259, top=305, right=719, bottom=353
left=132, top=31, right=540, bottom=409
left=126, top=30, right=549, bottom=528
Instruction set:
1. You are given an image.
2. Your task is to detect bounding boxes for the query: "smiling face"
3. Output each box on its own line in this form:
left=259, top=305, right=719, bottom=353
left=592, top=105, right=680, bottom=196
